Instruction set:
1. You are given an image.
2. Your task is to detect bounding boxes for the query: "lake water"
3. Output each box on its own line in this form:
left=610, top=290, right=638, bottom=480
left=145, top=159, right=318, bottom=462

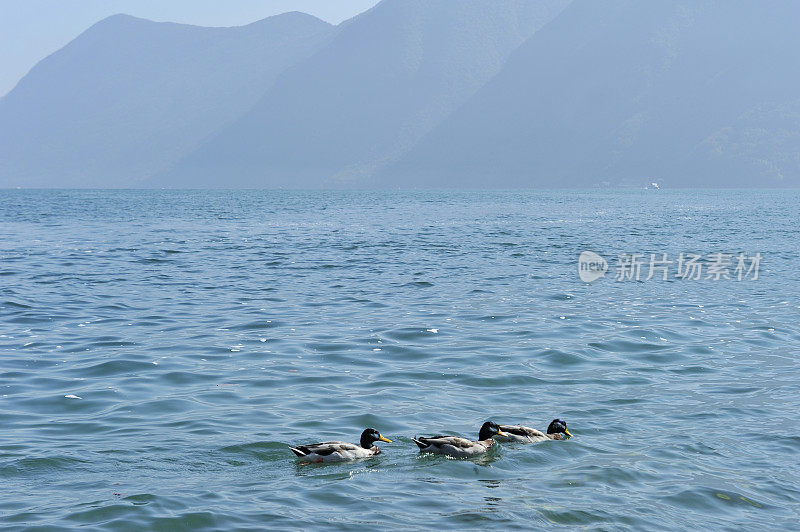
left=1, top=190, right=799, bottom=530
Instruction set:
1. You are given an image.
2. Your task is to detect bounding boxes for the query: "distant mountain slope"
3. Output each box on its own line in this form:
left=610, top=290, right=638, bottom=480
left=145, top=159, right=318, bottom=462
left=0, top=12, right=333, bottom=187
left=382, top=0, right=800, bottom=188
left=159, top=0, right=571, bottom=188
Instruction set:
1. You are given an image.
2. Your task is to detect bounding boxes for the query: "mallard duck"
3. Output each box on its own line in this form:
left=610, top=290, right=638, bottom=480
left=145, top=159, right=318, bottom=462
left=289, top=428, right=391, bottom=462
left=494, top=418, right=572, bottom=443
left=412, top=421, right=508, bottom=458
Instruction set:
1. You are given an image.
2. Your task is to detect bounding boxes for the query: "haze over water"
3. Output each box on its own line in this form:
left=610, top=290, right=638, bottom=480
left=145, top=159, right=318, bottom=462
left=1, top=190, right=799, bottom=529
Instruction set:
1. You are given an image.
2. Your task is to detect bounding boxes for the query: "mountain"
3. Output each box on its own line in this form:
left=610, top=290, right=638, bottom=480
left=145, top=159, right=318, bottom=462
left=381, top=0, right=800, bottom=188
left=0, top=12, right=334, bottom=187
left=4, top=0, right=798, bottom=189
left=158, top=0, right=571, bottom=188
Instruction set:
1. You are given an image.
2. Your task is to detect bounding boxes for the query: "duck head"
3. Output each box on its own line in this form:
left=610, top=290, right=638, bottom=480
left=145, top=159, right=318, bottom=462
left=479, top=421, right=508, bottom=441
left=547, top=419, right=572, bottom=438
left=360, top=428, right=392, bottom=449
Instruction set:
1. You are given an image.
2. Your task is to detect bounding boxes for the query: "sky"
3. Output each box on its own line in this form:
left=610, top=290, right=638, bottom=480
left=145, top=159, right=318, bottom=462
left=0, top=0, right=381, bottom=96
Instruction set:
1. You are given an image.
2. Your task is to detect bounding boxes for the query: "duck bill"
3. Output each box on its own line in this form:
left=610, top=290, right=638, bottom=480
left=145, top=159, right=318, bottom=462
left=378, top=436, right=392, bottom=443
left=564, top=430, right=573, bottom=438
left=496, top=430, right=508, bottom=437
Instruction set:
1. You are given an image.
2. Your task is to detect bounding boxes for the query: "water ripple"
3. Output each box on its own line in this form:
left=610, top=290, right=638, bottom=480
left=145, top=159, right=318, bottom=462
left=1, top=190, right=799, bottom=529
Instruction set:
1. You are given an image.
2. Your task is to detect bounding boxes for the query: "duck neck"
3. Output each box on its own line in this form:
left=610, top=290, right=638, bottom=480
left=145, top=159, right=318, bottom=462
left=478, top=428, right=494, bottom=441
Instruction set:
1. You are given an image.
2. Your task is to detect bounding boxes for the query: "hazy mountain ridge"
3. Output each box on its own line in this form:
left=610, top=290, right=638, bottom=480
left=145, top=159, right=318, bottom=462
left=158, top=0, right=571, bottom=188
left=0, top=11, right=334, bottom=187
left=382, top=0, right=800, bottom=187
left=1, top=0, right=798, bottom=188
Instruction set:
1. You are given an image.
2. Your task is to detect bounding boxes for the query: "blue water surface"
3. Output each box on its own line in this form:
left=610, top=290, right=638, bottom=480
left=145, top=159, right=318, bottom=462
left=1, top=190, right=799, bottom=530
